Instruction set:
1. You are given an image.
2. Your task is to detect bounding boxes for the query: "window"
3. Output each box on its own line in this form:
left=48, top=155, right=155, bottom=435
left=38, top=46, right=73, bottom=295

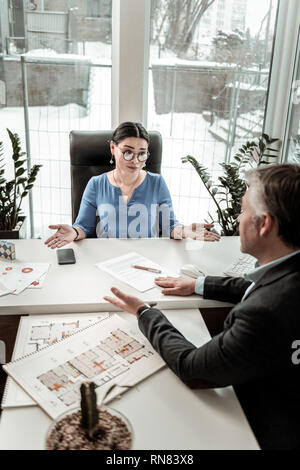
left=282, top=26, right=300, bottom=164
left=0, top=0, right=112, bottom=238
left=87, top=0, right=112, bottom=19
left=1, top=0, right=298, bottom=239
left=148, top=0, right=279, bottom=226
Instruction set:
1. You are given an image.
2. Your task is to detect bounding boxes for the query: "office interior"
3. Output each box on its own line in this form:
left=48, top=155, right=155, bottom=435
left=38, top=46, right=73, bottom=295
left=0, top=0, right=299, bottom=451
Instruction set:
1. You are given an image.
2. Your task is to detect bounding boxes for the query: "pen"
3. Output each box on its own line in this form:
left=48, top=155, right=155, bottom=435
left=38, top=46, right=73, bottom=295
left=132, top=265, right=162, bottom=274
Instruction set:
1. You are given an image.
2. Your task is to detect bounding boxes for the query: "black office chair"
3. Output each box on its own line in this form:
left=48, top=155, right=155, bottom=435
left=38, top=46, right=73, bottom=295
left=69, top=130, right=163, bottom=224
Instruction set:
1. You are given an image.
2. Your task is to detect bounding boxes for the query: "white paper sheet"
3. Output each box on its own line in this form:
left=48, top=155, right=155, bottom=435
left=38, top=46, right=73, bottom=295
left=96, top=251, right=176, bottom=292
left=0, top=280, right=10, bottom=296
left=28, top=270, right=49, bottom=289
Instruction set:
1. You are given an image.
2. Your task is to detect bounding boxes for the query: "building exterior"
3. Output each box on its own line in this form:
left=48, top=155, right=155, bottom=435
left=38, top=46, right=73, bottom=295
left=194, top=0, right=247, bottom=54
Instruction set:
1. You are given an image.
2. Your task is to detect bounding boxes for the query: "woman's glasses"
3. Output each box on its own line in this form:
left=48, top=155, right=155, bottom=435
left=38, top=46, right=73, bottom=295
left=117, top=146, right=149, bottom=162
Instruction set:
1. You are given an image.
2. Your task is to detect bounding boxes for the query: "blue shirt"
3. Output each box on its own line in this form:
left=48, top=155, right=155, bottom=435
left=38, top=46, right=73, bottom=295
left=74, top=172, right=180, bottom=238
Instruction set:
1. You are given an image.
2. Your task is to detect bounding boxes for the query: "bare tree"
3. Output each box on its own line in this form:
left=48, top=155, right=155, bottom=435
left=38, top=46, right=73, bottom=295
left=152, top=0, right=216, bottom=57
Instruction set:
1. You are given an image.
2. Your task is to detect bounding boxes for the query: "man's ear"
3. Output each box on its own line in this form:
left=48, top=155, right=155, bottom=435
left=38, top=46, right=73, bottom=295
left=259, top=213, right=275, bottom=237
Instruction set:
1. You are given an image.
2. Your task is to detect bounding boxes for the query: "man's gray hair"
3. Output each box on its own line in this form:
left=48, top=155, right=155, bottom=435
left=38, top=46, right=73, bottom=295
left=244, top=164, right=300, bottom=249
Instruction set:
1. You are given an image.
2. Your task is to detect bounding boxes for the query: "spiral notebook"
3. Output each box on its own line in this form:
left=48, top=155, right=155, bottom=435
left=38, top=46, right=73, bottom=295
left=1, top=313, right=109, bottom=408
left=3, top=314, right=165, bottom=420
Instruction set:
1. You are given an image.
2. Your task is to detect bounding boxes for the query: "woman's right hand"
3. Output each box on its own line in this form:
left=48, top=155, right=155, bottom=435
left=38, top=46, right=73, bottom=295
left=44, top=224, right=77, bottom=249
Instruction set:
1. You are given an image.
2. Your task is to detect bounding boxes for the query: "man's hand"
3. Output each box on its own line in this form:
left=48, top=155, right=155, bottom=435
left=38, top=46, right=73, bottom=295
left=103, top=287, right=145, bottom=316
left=155, top=277, right=196, bottom=296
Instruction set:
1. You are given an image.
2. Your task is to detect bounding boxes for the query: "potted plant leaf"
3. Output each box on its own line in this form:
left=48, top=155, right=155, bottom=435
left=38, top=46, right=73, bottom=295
left=0, top=129, right=42, bottom=239
left=182, top=134, right=280, bottom=235
left=45, top=382, right=133, bottom=450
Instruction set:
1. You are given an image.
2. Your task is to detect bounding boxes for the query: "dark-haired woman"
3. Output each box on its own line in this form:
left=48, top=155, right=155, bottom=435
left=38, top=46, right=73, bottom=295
left=45, top=122, right=220, bottom=248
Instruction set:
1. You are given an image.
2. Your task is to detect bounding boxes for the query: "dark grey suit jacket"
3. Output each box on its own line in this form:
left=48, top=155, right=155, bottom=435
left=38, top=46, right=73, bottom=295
left=138, top=252, right=300, bottom=450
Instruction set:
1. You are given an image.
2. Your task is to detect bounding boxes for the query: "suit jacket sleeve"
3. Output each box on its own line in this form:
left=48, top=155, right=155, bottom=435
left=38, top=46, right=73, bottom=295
left=203, top=275, right=251, bottom=303
left=138, top=299, right=280, bottom=388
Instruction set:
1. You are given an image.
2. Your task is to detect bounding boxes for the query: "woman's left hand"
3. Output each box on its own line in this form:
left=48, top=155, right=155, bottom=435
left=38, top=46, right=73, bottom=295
left=183, top=223, right=221, bottom=241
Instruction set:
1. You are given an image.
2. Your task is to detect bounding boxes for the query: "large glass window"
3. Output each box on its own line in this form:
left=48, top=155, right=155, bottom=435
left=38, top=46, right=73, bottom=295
left=0, top=0, right=112, bottom=238
left=283, top=26, right=300, bottom=165
left=148, top=0, right=278, bottom=225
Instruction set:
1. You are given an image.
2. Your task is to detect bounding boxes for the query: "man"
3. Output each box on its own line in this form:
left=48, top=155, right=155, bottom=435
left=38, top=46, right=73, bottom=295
left=104, top=164, right=300, bottom=450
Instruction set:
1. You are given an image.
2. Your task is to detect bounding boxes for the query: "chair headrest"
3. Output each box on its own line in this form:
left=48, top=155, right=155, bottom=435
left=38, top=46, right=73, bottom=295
left=70, top=130, right=162, bottom=171
left=69, top=130, right=163, bottom=224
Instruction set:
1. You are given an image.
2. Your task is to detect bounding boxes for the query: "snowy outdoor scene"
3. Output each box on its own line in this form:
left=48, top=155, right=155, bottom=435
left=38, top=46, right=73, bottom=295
left=0, top=0, right=278, bottom=238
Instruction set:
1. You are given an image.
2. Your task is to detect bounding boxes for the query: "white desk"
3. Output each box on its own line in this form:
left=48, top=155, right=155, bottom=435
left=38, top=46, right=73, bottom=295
left=0, top=237, right=240, bottom=315
left=0, top=236, right=259, bottom=449
left=0, top=309, right=259, bottom=450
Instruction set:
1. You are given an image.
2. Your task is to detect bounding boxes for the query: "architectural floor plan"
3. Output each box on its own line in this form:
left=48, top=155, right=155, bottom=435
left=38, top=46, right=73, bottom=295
left=38, top=328, right=154, bottom=407
left=4, top=314, right=165, bottom=419
left=2, top=313, right=108, bottom=408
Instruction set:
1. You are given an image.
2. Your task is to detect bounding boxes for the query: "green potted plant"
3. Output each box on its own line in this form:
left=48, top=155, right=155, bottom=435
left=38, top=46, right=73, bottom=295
left=0, top=128, right=42, bottom=239
left=182, top=134, right=280, bottom=235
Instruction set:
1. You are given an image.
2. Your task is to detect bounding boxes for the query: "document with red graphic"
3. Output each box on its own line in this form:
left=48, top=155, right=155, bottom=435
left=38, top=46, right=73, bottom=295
left=28, top=270, right=49, bottom=289
left=0, top=261, right=50, bottom=295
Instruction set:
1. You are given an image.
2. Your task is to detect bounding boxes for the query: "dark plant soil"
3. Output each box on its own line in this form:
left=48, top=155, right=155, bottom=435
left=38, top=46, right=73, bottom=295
left=46, top=408, right=132, bottom=450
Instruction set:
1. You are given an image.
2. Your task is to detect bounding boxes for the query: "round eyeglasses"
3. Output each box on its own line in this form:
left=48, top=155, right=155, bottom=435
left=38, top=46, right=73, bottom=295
left=117, top=147, right=149, bottom=162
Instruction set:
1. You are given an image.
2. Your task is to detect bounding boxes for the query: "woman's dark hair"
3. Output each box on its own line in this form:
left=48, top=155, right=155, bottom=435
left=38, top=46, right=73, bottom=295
left=112, top=122, right=149, bottom=145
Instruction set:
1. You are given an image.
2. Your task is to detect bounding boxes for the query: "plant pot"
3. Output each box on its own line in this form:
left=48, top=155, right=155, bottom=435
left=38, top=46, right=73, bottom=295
left=0, top=216, right=27, bottom=240
left=45, top=405, right=133, bottom=450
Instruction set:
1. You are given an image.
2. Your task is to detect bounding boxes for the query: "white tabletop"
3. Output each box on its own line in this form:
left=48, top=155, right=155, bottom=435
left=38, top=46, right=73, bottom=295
left=0, top=237, right=241, bottom=315
left=0, top=309, right=259, bottom=450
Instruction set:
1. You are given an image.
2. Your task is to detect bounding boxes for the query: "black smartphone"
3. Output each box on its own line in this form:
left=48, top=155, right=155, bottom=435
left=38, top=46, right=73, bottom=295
left=57, top=248, right=76, bottom=265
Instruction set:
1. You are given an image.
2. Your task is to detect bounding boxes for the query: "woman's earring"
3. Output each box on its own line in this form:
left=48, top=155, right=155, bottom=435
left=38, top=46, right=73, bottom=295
left=110, top=155, right=114, bottom=165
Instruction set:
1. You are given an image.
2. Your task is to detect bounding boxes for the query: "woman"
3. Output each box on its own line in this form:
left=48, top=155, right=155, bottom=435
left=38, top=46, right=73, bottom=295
left=45, top=122, right=220, bottom=249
